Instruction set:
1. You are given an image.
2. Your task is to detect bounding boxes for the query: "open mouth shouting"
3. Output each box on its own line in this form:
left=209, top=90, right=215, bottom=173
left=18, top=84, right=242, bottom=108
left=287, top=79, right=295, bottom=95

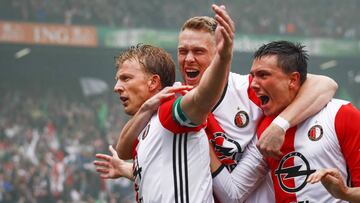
left=186, top=69, right=200, bottom=78
left=184, top=68, right=201, bottom=85
left=257, top=94, right=274, bottom=116
left=259, top=95, right=270, bottom=106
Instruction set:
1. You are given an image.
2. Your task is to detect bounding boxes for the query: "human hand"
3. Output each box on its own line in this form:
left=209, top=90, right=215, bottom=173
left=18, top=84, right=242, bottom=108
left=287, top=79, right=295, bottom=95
left=212, top=4, right=235, bottom=61
left=307, top=168, right=349, bottom=200
left=142, top=84, right=193, bottom=112
left=256, top=123, right=284, bottom=159
left=94, top=145, right=134, bottom=180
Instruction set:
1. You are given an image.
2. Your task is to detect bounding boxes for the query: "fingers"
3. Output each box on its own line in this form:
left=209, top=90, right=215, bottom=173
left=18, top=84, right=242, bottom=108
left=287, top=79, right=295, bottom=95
left=325, top=168, right=342, bottom=178
left=215, top=20, right=232, bottom=46
left=307, top=168, right=340, bottom=184
left=256, top=124, right=285, bottom=160
left=94, top=160, right=111, bottom=179
left=95, top=153, right=112, bottom=161
left=159, top=92, right=176, bottom=103
left=212, top=4, right=235, bottom=32
left=269, top=150, right=282, bottom=160
left=212, top=4, right=234, bottom=57
left=96, top=167, right=111, bottom=179
left=171, top=85, right=193, bottom=96
left=256, top=141, right=283, bottom=160
left=159, top=85, right=193, bottom=103
left=307, top=169, right=325, bottom=184
left=167, top=85, right=193, bottom=93
left=95, top=167, right=109, bottom=174
left=93, top=160, right=110, bottom=168
left=257, top=145, right=283, bottom=160
left=109, top=145, right=119, bottom=158
left=212, top=4, right=235, bottom=45
left=160, top=85, right=193, bottom=97
left=214, top=14, right=234, bottom=42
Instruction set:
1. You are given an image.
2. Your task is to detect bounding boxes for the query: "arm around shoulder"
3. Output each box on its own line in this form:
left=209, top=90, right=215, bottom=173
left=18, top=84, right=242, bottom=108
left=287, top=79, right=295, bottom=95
left=257, top=74, right=338, bottom=159
left=279, top=74, right=338, bottom=126
left=116, top=101, right=157, bottom=160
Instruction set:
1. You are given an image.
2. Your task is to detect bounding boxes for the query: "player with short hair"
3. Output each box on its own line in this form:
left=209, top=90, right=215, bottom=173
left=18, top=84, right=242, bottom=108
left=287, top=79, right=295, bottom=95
left=176, top=14, right=338, bottom=203
left=210, top=40, right=360, bottom=203
left=114, top=9, right=338, bottom=203
left=95, top=4, right=235, bottom=202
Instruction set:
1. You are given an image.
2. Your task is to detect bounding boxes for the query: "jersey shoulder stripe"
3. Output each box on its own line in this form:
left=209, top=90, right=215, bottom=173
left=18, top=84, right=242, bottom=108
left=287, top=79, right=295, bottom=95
left=158, top=97, right=204, bottom=134
left=172, top=96, right=198, bottom=127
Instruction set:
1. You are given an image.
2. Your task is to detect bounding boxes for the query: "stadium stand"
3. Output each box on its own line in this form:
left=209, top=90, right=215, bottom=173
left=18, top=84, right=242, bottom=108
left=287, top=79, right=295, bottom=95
left=0, top=0, right=359, bottom=39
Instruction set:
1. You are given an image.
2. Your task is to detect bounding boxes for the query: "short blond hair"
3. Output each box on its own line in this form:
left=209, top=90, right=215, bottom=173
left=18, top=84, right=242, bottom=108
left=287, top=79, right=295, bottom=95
left=181, top=16, right=217, bottom=34
left=115, top=44, right=175, bottom=88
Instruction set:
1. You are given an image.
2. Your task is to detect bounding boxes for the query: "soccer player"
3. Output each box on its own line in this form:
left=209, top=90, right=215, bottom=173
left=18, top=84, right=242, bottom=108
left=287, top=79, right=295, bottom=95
left=116, top=14, right=338, bottom=203
left=96, top=4, right=235, bottom=202
left=210, top=40, right=360, bottom=202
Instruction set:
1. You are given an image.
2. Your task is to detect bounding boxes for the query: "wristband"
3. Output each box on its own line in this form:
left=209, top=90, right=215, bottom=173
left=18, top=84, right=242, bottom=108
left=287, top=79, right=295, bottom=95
left=272, top=116, right=290, bottom=132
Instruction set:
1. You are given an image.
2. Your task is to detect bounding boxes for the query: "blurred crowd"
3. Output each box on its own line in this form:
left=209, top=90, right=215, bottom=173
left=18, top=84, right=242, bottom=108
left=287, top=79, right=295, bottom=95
left=0, top=0, right=359, bottom=39
left=0, top=91, right=134, bottom=203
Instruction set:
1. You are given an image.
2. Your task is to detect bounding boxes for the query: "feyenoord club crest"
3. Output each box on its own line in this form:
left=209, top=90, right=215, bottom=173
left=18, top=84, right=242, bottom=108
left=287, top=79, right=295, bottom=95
left=308, top=124, right=323, bottom=141
left=234, top=110, right=249, bottom=128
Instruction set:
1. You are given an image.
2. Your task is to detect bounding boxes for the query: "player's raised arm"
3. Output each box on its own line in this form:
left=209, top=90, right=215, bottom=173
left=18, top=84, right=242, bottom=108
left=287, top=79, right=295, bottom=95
left=179, top=4, right=234, bottom=125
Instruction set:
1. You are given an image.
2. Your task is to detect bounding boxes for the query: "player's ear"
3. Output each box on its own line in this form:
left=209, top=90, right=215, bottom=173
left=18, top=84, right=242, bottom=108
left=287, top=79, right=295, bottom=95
left=289, top=72, right=301, bottom=89
left=148, top=74, right=161, bottom=92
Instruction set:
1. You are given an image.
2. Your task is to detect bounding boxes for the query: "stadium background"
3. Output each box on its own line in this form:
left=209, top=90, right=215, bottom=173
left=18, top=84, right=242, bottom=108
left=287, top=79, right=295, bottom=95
left=0, top=0, right=359, bottom=202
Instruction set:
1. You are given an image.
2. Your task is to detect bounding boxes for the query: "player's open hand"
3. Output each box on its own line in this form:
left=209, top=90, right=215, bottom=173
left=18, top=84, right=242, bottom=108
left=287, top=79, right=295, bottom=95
left=94, top=145, right=134, bottom=180
left=212, top=4, right=235, bottom=61
left=256, top=123, right=284, bottom=159
left=307, top=168, right=354, bottom=201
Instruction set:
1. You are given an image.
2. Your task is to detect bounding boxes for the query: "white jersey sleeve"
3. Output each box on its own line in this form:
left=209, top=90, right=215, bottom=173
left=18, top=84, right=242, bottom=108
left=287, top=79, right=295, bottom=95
left=212, top=135, right=269, bottom=202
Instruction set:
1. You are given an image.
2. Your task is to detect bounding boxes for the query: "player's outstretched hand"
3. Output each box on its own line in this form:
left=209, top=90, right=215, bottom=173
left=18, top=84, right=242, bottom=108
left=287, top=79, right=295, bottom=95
left=256, top=123, right=284, bottom=159
left=94, top=145, right=134, bottom=180
left=307, top=168, right=360, bottom=202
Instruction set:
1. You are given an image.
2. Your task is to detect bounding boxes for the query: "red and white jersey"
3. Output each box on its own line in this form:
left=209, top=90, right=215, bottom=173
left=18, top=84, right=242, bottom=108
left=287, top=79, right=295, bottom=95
left=209, top=72, right=274, bottom=202
left=211, top=133, right=273, bottom=203
left=258, top=99, right=360, bottom=203
left=210, top=72, right=263, bottom=170
left=133, top=97, right=214, bottom=203
left=212, top=99, right=360, bottom=203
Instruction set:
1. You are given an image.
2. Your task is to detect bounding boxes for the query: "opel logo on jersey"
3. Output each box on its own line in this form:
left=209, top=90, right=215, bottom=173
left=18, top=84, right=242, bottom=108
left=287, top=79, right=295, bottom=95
left=308, top=124, right=323, bottom=141
left=275, top=152, right=315, bottom=193
left=234, top=110, right=249, bottom=128
left=209, top=132, right=242, bottom=171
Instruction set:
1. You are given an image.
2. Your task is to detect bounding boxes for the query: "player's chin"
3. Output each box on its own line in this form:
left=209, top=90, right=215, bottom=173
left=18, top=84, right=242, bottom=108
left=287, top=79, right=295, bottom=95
left=124, top=106, right=136, bottom=116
